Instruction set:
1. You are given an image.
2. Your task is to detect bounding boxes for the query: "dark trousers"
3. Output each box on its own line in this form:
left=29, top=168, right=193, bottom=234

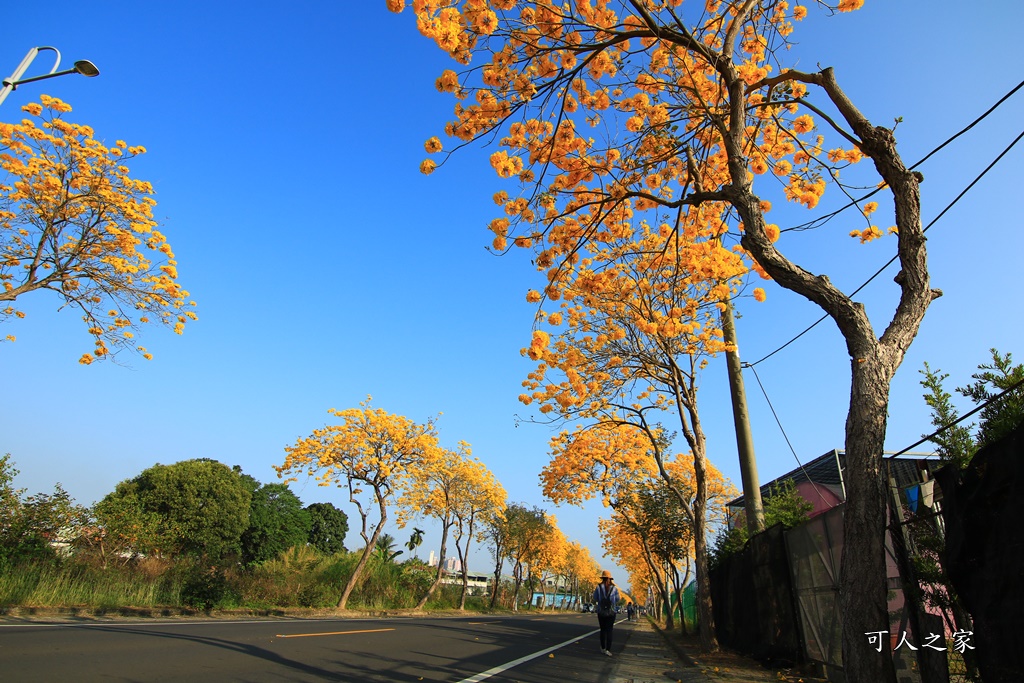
left=598, top=613, right=615, bottom=650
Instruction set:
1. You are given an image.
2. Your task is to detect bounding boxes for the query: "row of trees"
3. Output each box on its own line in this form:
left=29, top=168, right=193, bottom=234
left=484, top=501, right=603, bottom=611
left=277, top=398, right=604, bottom=611
left=392, top=2, right=937, bottom=679
left=4, top=398, right=611, bottom=614
left=0, top=456, right=349, bottom=570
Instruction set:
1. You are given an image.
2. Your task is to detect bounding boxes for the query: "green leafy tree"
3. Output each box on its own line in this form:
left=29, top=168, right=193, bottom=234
left=100, top=459, right=250, bottom=561
left=373, top=533, right=403, bottom=562
left=921, top=348, right=1024, bottom=469
left=710, top=479, right=813, bottom=568
left=240, top=483, right=311, bottom=566
left=405, top=527, right=425, bottom=558
left=916, top=348, right=1023, bottom=682
left=0, top=454, right=88, bottom=563
left=0, top=454, right=27, bottom=559
left=87, top=492, right=164, bottom=567
left=956, top=349, right=1024, bottom=450
left=306, top=502, right=349, bottom=555
left=920, top=363, right=977, bottom=470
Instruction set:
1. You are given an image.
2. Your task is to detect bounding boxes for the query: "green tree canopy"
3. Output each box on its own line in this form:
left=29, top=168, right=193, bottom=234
left=710, top=479, right=813, bottom=568
left=100, top=458, right=250, bottom=561
left=305, top=502, right=349, bottom=555
left=240, top=482, right=311, bottom=566
left=921, top=348, right=1024, bottom=469
left=0, top=454, right=88, bottom=564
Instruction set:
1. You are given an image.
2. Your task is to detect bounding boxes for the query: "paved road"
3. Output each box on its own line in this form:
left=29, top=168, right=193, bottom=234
left=0, top=612, right=639, bottom=682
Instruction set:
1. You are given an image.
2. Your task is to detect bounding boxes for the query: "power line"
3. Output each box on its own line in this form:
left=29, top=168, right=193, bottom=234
left=747, top=364, right=834, bottom=509
left=780, top=77, right=1024, bottom=236
left=747, top=124, right=1024, bottom=367
left=886, top=375, right=1024, bottom=461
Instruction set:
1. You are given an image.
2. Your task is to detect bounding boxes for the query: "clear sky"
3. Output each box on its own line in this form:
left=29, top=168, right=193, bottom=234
left=2, top=1, right=1022, bottom=587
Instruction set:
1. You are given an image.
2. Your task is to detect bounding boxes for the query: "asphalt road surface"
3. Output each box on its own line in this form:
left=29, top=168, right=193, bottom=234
left=0, top=612, right=632, bottom=682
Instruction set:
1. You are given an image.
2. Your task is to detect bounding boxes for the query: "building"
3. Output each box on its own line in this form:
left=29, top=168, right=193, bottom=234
left=726, top=448, right=942, bottom=528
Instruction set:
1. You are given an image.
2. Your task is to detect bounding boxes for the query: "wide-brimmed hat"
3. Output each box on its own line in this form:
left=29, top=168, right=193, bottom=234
left=600, top=570, right=613, bottom=579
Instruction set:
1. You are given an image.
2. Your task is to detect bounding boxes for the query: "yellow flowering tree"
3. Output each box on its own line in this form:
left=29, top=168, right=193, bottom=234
left=0, top=97, right=195, bottom=362
left=392, top=1, right=935, bottom=676
left=543, top=423, right=734, bottom=637
left=532, top=518, right=568, bottom=609
left=277, top=399, right=442, bottom=609
left=555, top=540, right=600, bottom=610
left=397, top=443, right=464, bottom=609
left=524, top=250, right=735, bottom=651
left=397, top=441, right=499, bottom=610
left=449, top=455, right=506, bottom=609
left=500, top=502, right=552, bottom=610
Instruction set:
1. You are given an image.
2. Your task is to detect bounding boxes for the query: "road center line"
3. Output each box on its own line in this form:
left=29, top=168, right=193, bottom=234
left=276, top=627, right=395, bottom=638
left=455, top=627, right=600, bottom=683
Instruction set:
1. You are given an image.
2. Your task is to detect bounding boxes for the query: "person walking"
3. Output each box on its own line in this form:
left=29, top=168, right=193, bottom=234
left=592, top=569, right=620, bottom=656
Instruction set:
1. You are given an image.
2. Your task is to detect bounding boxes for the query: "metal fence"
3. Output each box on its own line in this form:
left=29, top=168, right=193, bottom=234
left=711, top=502, right=948, bottom=683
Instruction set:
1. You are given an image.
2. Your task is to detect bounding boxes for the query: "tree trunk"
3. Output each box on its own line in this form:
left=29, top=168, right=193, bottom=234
left=338, top=491, right=387, bottom=609
left=722, top=61, right=933, bottom=678
left=691, top=466, right=718, bottom=651
left=417, top=520, right=451, bottom=610
left=512, top=561, right=523, bottom=611
left=490, top=554, right=504, bottom=608
left=839, top=355, right=898, bottom=682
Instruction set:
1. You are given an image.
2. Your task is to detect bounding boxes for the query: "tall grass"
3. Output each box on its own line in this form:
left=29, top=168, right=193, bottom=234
left=0, top=549, right=491, bottom=614
left=0, top=558, right=181, bottom=609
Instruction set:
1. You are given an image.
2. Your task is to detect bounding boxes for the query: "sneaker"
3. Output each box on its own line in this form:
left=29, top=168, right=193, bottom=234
left=603, top=649, right=612, bottom=656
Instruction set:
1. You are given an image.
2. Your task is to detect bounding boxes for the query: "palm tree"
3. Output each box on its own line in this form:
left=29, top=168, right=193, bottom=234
left=374, top=533, right=403, bottom=562
left=405, top=527, right=425, bottom=559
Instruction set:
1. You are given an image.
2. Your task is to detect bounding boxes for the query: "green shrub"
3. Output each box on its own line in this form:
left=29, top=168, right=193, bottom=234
left=179, top=565, right=239, bottom=610
left=298, top=581, right=338, bottom=608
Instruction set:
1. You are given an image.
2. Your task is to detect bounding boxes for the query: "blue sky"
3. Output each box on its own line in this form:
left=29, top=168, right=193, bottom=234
left=2, top=1, right=1022, bottom=586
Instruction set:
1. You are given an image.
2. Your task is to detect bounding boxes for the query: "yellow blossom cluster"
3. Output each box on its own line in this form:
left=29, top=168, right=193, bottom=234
left=1, top=98, right=196, bottom=362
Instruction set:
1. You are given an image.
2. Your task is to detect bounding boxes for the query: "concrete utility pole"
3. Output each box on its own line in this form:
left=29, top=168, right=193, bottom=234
left=721, top=299, right=765, bottom=535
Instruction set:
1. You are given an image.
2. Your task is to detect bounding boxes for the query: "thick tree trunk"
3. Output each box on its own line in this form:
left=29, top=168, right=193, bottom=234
left=720, top=59, right=933, bottom=678
left=839, top=354, right=898, bottom=682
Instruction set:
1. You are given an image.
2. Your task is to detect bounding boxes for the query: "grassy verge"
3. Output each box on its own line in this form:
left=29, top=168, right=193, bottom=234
left=0, top=549, right=502, bottom=615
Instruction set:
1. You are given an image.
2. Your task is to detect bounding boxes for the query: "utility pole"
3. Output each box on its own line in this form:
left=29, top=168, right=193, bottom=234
left=721, top=299, right=765, bottom=535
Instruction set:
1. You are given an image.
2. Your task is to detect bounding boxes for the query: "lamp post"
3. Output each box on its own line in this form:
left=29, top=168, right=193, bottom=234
left=0, top=46, right=99, bottom=107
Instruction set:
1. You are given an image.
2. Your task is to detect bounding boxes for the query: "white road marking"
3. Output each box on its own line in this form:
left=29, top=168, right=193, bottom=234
left=455, top=627, right=601, bottom=683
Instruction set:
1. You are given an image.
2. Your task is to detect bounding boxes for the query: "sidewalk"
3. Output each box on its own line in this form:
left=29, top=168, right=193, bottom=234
left=608, top=617, right=811, bottom=683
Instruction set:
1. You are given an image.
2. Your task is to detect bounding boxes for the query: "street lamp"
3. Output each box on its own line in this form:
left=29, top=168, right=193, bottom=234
left=0, top=46, right=99, bottom=107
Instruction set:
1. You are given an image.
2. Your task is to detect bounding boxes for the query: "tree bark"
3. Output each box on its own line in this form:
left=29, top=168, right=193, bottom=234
left=416, top=519, right=452, bottom=610
left=718, top=57, right=935, bottom=680
left=338, top=486, right=388, bottom=610
left=839, top=355, right=899, bottom=682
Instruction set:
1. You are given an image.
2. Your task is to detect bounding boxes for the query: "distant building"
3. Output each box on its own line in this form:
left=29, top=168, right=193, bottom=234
left=426, top=551, right=462, bottom=573
left=440, top=572, right=490, bottom=596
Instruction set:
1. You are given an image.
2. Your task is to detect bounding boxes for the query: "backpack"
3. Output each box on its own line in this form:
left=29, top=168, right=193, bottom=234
left=598, top=585, right=615, bottom=617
